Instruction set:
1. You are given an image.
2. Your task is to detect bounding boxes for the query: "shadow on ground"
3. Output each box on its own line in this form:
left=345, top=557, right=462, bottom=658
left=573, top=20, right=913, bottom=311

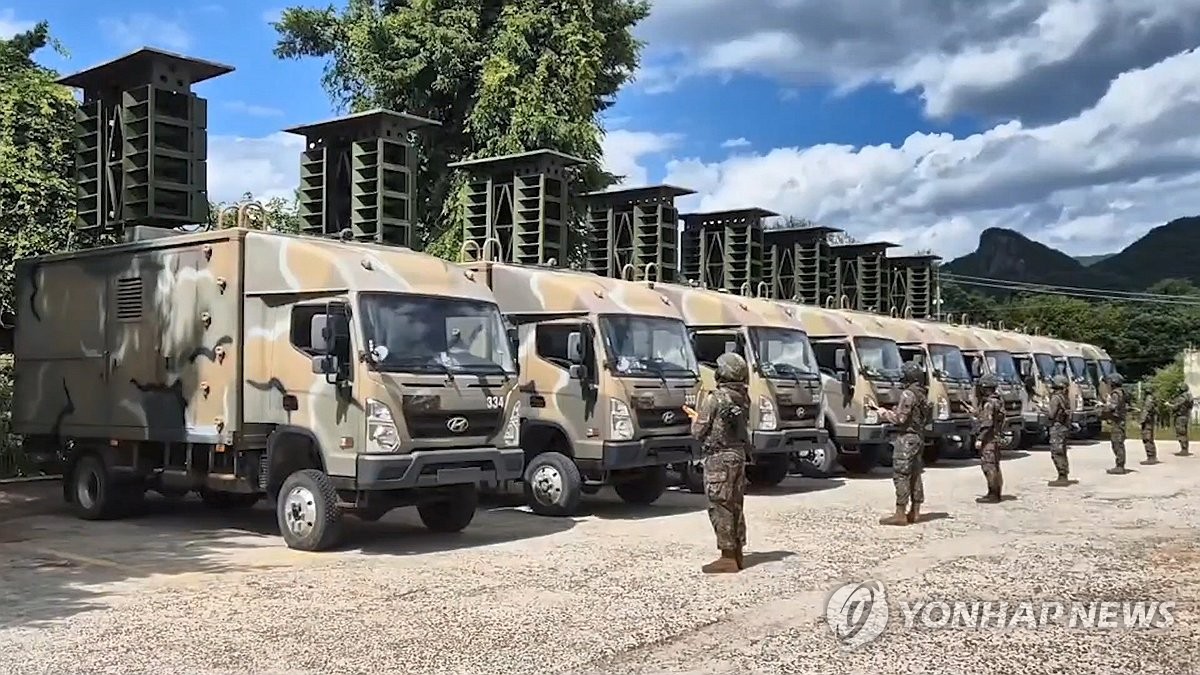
left=742, top=550, right=794, bottom=569
left=0, top=483, right=575, bottom=629
left=748, top=476, right=847, bottom=497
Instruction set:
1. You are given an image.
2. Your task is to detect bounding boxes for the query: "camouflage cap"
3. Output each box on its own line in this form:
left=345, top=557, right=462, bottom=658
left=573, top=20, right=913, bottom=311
left=1108, top=373, right=1124, bottom=386
left=901, top=360, right=924, bottom=384
left=977, top=373, right=999, bottom=390
left=715, top=352, right=749, bottom=384
left=1052, top=374, right=1069, bottom=389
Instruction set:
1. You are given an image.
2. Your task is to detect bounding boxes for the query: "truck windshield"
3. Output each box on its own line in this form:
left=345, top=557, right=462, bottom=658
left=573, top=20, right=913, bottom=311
left=1099, top=359, right=1116, bottom=377
left=985, top=350, right=1019, bottom=382
left=750, top=327, right=819, bottom=379
left=853, top=337, right=903, bottom=379
left=600, top=315, right=698, bottom=378
left=1034, top=353, right=1059, bottom=380
left=1085, top=360, right=1101, bottom=388
left=358, top=293, right=516, bottom=375
left=1068, top=356, right=1087, bottom=380
left=929, top=344, right=970, bottom=381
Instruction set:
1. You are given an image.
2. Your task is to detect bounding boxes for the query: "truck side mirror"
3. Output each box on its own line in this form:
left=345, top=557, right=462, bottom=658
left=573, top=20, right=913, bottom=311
left=506, top=326, right=519, bottom=354
left=310, top=314, right=331, bottom=353
left=568, top=364, right=584, bottom=380
left=971, top=360, right=982, bottom=377
left=311, top=354, right=338, bottom=376
left=567, top=331, right=584, bottom=364
left=724, top=340, right=737, bottom=354
left=835, top=348, right=848, bottom=371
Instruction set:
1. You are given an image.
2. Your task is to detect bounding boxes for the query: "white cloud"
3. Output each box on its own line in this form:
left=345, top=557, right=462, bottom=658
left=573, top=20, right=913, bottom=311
left=635, top=0, right=1200, bottom=123
left=99, top=13, right=192, bottom=52
left=225, top=101, right=285, bottom=118
left=0, top=9, right=33, bottom=39
left=721, top=137, right=751, bottom=149
left=601, top=129, right=683, bottom=186
left=208, top=132, right=303, bottom=203
left=657, top=48, right=1200, bottom=258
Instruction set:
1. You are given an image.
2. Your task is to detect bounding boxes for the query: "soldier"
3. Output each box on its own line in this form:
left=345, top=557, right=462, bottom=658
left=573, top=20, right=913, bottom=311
left=1103, top=373, right=1130, bottom=475
left=1138, top=392, right=1160, bottom=465
left=870, top=361, right=930, bottom=526
left=1171, top=384, right=1193, bottom=457
left=1046, top=375, right=1073, bottom=486
left=973, top=374, right=1007, bottom=503
left=683, top=352, right=751, bottom=574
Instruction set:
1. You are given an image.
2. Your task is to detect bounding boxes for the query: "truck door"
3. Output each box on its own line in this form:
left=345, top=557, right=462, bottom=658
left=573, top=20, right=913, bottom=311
left=527, top=320, right=597, bottom=439
left=106, top=255, right=169, bottom=433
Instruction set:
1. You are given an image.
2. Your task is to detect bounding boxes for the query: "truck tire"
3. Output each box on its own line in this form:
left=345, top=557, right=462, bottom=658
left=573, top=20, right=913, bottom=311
left=838, top=444, right=881, bottom=475
left=746, top=454, right=790, bottom=487
left=417, top=484, right=479, bottom=533
left=998, top=427, right=1022, bottom=453
left=679, top=460, right=705, bottom=494
left=613, top=466, right=668, bottom=505
left=922, top=442, right=941, bottom=465
left=276, top=469, right=344, bottom=552
left=200, top=489, right=261, bottom=510
left=156, top=487, right=190, bottom=502
left=70, top=454, right=123, bottom=520
left=798, top=437, right=839, bottom=478
left=523, top=451, right=582, bottom=517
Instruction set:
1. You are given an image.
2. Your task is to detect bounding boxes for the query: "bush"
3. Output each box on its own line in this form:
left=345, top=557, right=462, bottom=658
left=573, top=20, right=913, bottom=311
left=0, top=354, right=26, bottom=478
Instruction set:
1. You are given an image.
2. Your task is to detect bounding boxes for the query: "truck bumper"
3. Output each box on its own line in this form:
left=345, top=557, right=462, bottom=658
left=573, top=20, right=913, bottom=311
left=577, top=436, right=698, bottom=472
left=1071, top=410, right=1099, bottom=426
left=932, top=418, right=976, bottom=438
left=752, top=427, right=829, bottom=459
left=1023, top=411, right=1047, bottom=434
left=349, top=446, right=525, bottom=490
left=832, top=422, right=892, bottom=447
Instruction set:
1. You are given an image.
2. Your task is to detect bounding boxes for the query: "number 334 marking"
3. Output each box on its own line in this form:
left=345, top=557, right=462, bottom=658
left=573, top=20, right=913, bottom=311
left=485, top=395, right=504, bottom=409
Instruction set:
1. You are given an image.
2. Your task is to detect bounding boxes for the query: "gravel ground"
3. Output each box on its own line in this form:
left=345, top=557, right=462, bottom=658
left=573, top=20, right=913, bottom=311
left=1, top=442, right=1199, bottom=674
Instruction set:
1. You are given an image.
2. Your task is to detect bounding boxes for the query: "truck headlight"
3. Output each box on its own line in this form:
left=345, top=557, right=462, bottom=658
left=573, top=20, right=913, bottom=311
left=863, top=397, right=879, bottom=424
left=758, top=395, right=778, bottom=431
left=365, top=399, right=401, bottom=453
left=1074, top=394, right=1083, bottom=411
left=937, top=396, right=950, bottom=421
left=503, top=400, right=521, bottom=447
left=611, top=398, right=634, bottom=441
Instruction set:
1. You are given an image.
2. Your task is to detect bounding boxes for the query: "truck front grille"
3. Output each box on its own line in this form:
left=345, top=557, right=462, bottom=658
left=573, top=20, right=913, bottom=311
left=637, top=407, right=689, bottom=429
left=403, top=410, right=502, bottom=440
left=779, top=405, right=820, bottom=422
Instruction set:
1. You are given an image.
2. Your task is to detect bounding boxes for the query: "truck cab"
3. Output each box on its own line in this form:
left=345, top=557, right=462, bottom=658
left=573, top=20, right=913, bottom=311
left=1050, top=338, right=1102, bottom=437
left=941, top=323, right=1024, bottom=450
left=1082, top=342, right=1120, bottom=435
left=868, top=315, right=977, bottom=463
left=462, top=261, right=701, bottom=516
left=972, top=326, right=1046, bottom=447
left=793, top=307, right=899, bottom=475
left=645, top=284, right=827, bottom=488
left=15, top=228, right=524, bottom=551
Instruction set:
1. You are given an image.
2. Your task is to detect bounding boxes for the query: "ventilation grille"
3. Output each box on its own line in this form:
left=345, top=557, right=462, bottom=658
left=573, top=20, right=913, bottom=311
left=116, top=277, right=143, bottom=321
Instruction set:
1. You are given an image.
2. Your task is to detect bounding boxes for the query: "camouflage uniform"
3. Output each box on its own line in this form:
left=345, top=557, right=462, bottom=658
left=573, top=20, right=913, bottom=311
left=1103, top=374, right=1129, bottom=474
left=691, top=352, right=751, bottom=574
left=1171, top=388, right=1193, bottom=456
left=875, top=361, right=930, bottom=525
left=1046, top=375, right=1072, bottom=486
left=1139, top=393, right=1159, bottom=465
left=974, top=375, right=1007, bottom=503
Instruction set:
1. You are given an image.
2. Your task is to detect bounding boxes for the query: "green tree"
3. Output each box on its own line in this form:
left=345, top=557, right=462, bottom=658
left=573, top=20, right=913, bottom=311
left=273, top=0, right=651, bottom=260
left=209, top=192, right=301, bottom=233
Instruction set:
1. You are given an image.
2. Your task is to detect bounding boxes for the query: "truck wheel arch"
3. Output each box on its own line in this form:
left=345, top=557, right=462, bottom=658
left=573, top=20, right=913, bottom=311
left=266, top=426, right=326, bottom=499
left=521, top=421, right=575, bottom=461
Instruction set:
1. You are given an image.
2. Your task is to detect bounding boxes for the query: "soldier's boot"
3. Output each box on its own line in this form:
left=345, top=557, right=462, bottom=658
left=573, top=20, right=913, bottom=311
left=975, top=490, right=1001, bottom=504
left=1176, top=445, right=1191, bottom=457
left=734, top=545, right=745, bottom=570
left=1048, top=475, right=1073, bottom=487
left=1140, top=457, right=1160, bottom=465
left=879, top=506, right=908, bottom=526
left=1106, top=466, right=1129, bottom=475
left=701, top=550, right=740, bottom=574
left=906, top=503, right=921, bottom=524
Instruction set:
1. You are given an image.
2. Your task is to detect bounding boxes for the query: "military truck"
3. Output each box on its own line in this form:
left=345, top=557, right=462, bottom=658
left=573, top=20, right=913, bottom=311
left=461, top=261, right=701, bottom=516
left=1081, top=342, right=1120, bottom=428
left=792, top=306, right=899, bottom=475
left=1047, top=337, right=1102, bottom=437
left=969, top=325, right=1047, bottom=448
left=939, top=323, right=1024, bottom=451
left=644, top=284, right=827, bottom=490
left=13, top=227, right=525, bottom=551
left=1022, top=334, right=1097, bottom=438
left=863, top=315, right=977, bottom=463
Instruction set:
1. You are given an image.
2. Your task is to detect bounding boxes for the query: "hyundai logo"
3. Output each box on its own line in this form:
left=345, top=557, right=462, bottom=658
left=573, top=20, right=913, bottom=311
left=446, top=416, right=470, bottom=433
left=662, top=411, right=677, bottom=424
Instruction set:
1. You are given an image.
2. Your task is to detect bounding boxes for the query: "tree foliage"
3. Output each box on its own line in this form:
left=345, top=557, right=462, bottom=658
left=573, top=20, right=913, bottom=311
left=208, top=192, right=301, bottom=233
left=273, top=0, right=651, bottom=260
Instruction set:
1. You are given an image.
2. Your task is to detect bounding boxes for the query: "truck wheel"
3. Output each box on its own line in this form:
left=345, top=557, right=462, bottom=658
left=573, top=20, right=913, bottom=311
left=680, top=460, right=705, bottom=494
left=998, top=427, right=1022, bottom=453
left=798, top=437, right=839, bottom=478
left=417, top=484, right=479, bottom=533
left=156, top=487, right=190, bottom=502
left=922, top=442, right=941, bottom=465
left=277, top=469, right=343, bottom=552
left=523, top=452, right=582, bottom=516
left=746, top=455, right=789, bottom=487
left=1019, top=429, right=1037, bottom=450
left=878, top=442, right=895, bottom=468
left=613, top=466, right=668, bottom=505
left=70, top=454, right=123, bottom=520
left=200, top=489, right=261, bottom=510
left=838, top=445, right=880, bottom=475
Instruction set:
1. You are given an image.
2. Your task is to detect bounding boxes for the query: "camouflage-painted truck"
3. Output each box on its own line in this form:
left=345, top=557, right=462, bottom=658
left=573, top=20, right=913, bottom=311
left=968, top=325, right=1047, bottom=448
left=940, top=323, right=1026, bottom=451
left=643, top=284, right=827, bottom=490
left=1043, top=337, right=1102, bottom=437
left=13, top=227, right=524, bottom=551
left=792, top=306, right=899, bottom=475
left=462, top=261, right=702, bottom=516
left=1081, top=341, right=1120, bottom=437
left=867, top=314, right=978, bottom=463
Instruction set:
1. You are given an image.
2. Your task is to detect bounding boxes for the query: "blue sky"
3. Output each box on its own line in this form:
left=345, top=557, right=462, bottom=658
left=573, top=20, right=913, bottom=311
left=5, top=1, right=1200, bottom=259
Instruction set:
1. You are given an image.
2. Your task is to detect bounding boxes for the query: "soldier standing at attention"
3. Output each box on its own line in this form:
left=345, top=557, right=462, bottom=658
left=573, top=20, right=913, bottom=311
left=870, top=361, right=930, bottom=526
left=1104, top=373, right=1130, bottom=475
left=1171, top=384, right=1193, bottom=456
left=1046, top=375, right=1074, bottom=486
left=1138, top=392, right=1160, bottom=466
left=683, top=352, right=751, bottom=574
left=972, top=374, right=1007, bottom=503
